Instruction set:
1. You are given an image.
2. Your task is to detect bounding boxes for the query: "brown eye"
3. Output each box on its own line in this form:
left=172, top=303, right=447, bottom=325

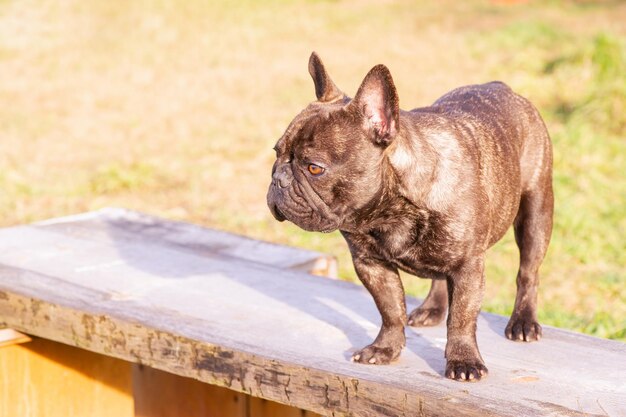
left=307, top=164, right=325, bottom=176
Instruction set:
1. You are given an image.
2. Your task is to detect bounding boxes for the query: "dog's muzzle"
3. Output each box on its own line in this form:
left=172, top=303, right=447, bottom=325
left=267, top=162, right=340, bottom=232
left=269, top=202, right=286, bottom=222
left=268, top=163, right=293, bottom=221
left=271, top=164, right=293, bottom=189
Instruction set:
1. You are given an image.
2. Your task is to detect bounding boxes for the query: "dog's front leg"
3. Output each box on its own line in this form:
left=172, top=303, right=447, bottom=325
left=445, top=257, right=489, bottom=381
left=351, top=256, right=407, bottom=365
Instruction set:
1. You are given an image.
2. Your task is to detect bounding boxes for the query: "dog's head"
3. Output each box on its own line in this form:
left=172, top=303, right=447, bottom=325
left=266, top=52, right=400, bottom=232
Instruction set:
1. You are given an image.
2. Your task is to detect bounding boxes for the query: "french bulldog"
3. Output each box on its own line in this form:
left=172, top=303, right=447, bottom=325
left=267, top=52, right=553, bottom=382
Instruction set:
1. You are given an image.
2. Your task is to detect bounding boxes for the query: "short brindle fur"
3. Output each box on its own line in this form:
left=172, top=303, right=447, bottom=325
left=267, top=53, right=553, bottom=382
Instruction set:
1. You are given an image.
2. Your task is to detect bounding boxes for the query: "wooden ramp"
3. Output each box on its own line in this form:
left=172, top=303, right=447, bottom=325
left=0, top=208, right=624, bottom=417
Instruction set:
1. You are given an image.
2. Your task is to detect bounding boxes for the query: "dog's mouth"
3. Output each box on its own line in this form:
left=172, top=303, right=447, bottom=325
left=270, top=204, right=286, bottom=222
left=269, top=197, right=340, bottom=233
left=267, top=171, right=342, bottom=233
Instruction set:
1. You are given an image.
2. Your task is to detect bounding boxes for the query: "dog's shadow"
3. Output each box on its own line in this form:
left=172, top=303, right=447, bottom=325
left=40, top=212, right=447, bottom=376
left=100, top=213, right=447, bottom=375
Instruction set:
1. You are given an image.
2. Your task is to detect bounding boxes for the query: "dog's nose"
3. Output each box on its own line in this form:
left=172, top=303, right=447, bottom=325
left=272, top=167, right=292, bottom=188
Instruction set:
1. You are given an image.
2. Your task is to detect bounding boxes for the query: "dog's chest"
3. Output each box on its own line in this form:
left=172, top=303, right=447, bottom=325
left=363, top=210, right=452, bottom=278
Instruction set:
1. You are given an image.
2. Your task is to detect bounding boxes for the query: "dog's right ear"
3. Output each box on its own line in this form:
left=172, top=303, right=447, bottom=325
left=308, top=52, right=343, bottom=103
left=349, top=64, right=399, bottom=147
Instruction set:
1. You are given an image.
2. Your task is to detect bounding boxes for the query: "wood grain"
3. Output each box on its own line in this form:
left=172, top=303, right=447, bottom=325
left=33, top=208, right=338, bottom=278
left=133, top=365, right=322, bottom=417
left=0, top=209, right=624, bottom=417
left=0, top=337, right=133, bottom=417
left=133, top=365, right=246, bottom=417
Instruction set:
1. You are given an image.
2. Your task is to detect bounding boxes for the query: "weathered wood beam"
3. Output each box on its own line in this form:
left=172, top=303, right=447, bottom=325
left=0, top=209, right=624, bottom=416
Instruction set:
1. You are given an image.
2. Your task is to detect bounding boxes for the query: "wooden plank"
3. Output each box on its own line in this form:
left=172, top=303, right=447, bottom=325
left=248, top=397, right=322, bottom=417
left=0, top=328, right=31, bottom=348
left=0, top=337, right=133, bottom=417
left=34, top=208, right=337, bottom=278
left=132, top=365, right=323, bottom=417
left=133, top=365, right=246, bottom=417
left=0, top=210, right=624, bottom=416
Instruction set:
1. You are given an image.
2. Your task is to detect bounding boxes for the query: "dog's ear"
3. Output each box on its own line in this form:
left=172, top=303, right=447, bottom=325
left=308, top=52, right=343, bottom=103
left=350, top=65, right=399, bottom=146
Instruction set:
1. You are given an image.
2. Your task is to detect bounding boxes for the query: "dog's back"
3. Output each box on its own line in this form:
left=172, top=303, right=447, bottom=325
left=432, top=81, right=552, bottom=188
left=424, top=81, right=552, bottom=245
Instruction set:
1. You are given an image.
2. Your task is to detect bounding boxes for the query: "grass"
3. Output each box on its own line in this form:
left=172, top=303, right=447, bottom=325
left=0, top=0, right=624, bottom=341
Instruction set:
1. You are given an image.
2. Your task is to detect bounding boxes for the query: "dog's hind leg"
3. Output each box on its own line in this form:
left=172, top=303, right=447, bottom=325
left=408, top=279, right=448, bottom=327
left=506, top=166, right=553, bottom=342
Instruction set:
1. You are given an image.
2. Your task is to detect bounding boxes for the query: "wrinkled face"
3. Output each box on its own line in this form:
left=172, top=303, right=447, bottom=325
left=266, top=101, right=385, bottom=233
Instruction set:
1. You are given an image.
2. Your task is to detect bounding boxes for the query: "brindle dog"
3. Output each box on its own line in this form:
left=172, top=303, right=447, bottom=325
left=267, top=52, right=553, bottom=381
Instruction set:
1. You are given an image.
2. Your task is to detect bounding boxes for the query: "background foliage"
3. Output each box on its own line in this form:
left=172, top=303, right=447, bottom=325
left=1, top=0, right=624, bottom=339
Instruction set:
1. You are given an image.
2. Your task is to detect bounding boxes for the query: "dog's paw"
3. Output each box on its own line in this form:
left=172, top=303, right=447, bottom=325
left=407, top=306, right=446, bottom=327
left=505, top=317, right=542, bottom=342
left=351, top=344, right=401, bottom=365
left=445, top=359, right=488, bottom=382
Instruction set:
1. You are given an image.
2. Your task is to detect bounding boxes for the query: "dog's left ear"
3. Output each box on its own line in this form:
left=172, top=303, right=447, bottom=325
left=308, top=52, right=344, bottom=103
left=350, top=65, right=399, bottom=146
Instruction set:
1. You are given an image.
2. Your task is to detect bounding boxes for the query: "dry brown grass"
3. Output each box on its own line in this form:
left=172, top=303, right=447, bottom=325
left=1, top=0, right=624, bottom=339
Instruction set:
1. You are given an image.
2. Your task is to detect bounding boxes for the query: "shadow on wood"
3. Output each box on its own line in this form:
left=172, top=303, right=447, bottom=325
left=1, top=209, right=625, bottom=417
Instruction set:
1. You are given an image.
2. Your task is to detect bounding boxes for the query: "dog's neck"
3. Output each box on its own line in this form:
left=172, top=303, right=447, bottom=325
left=339, top=140, right=431, bottom=234
left=338, top=109, right=468, bottom=233
left=387, top=111, right=469, bottom=213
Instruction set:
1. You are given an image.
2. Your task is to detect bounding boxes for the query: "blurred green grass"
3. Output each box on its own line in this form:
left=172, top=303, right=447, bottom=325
left=0, top=0, right=624, bottom=340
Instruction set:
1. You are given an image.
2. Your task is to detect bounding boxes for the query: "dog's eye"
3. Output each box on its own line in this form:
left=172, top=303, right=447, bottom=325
left=307, top=164, right=325, bottom=176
